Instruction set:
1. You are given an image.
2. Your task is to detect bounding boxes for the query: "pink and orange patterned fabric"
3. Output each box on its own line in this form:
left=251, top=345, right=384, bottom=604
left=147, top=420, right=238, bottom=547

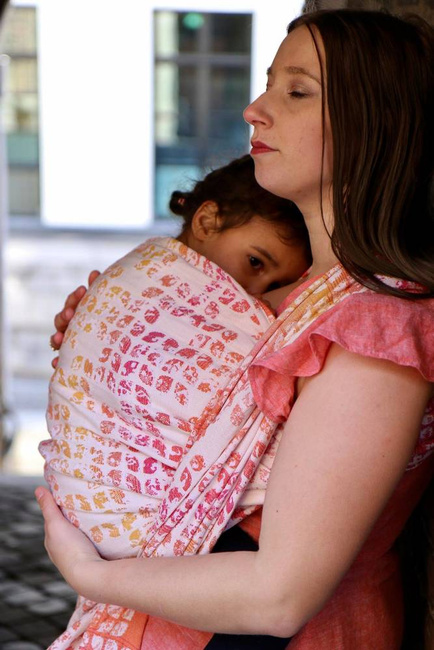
left=41, top=256, right=434, bottom=649
left=40, top=236, right=275, bottom=562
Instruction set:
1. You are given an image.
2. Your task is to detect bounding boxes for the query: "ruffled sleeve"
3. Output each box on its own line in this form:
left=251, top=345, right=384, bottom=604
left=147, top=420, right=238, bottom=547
left=249, top=292, right=434, bottom=423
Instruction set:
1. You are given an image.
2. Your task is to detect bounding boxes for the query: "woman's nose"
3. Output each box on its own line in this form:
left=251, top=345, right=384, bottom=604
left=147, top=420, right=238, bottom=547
left=243, top=103, right=254, bottom=126
left=243, top=95, right=265, bottom=126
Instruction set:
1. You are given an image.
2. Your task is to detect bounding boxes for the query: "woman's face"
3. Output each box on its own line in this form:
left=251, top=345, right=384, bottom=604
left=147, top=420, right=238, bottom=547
left=244, top=26, right=333, bottom=212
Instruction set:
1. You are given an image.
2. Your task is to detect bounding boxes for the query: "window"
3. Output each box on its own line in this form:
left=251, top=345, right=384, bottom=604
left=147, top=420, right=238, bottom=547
left=154, top=11, right=252, bottom=219
left=0, top=6, right=39, bottom=217
left=0, top=4, right=276, bottom=229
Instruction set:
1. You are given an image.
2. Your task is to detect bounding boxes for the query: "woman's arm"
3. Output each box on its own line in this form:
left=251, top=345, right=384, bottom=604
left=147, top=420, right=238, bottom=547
left=37, top=343, right=431, bottom=637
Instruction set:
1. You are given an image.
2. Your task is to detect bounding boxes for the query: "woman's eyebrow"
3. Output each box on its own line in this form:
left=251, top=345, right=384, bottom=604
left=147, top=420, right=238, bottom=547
left=266, top=65, right=321, bottom=85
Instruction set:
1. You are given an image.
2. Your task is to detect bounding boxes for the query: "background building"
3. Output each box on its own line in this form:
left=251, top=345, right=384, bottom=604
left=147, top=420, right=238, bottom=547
left=0, top=0, right=303, bottom=472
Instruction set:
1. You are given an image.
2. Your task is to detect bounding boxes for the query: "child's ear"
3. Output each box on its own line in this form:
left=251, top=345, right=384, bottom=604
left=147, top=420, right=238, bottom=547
left=191, top=201, right=221, bottom=241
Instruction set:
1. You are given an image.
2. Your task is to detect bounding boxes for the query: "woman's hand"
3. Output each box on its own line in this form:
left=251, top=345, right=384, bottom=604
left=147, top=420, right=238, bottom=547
left=35, top=486, right=105, bottom=596
left=50, top=270, right=100, bottom=368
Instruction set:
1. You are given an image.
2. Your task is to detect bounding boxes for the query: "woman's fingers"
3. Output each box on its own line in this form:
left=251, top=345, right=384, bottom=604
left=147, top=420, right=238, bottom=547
left=49, top=285, right=88, bottom=359
left=35, top=486, right=65, bottom=561
left=52, top=289, right=84, bottom=338
left=52, top=271, right=100, bottom=341
left=35, top=486, right=103, bottom=592
left=49, top=272, right=100, bottom=365
left=35, top=486, right=62, bottom=524
left=88, top=270, right=100, bottom=286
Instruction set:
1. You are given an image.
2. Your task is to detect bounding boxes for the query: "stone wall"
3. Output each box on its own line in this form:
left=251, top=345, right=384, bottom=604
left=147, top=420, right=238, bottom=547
left=303, top=0, right=434, bottom=23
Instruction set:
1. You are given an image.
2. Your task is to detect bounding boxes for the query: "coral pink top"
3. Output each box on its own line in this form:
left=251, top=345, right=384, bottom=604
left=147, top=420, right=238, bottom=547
left=239, top=270, right=434, bottom=650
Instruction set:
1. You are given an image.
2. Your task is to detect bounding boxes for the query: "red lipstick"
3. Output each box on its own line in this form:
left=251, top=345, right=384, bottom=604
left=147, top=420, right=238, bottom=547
left=250, top=140, right=276, bottom=155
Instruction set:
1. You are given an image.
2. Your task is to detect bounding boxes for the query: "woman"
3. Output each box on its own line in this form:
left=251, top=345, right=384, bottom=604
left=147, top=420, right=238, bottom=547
left=37, top=8, right=434, bottom=649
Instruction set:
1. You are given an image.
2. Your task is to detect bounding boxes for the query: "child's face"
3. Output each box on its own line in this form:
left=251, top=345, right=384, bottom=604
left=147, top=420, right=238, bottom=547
left=200, top=216, right=309, bottom=295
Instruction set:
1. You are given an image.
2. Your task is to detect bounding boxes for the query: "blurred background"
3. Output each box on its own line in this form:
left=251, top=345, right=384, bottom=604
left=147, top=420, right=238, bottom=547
left=0, top=1, right=432, bottom=648
left=0, top=0, right=304, bottom=476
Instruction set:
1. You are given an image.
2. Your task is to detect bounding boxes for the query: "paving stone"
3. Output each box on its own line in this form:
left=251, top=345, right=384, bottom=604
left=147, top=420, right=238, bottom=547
left=9, top=522, right=43, bottom=537
left=27, top=597, right=70, bottom=615
left=44, top=580, right=77, bottom=598
left=13, top=559, right=48, bottom=573
left=1, top=535, right=22, bottom=549
left=0, top=627, right=19, bottom=642
left=22, top=570, right=60, bottom=587
left=6, top=589, right=47, bottom=606
left=0, top=580, right=27, bottom=596
left=0, top=479, right=74, bottom=643
left=37, top=555, right=56, bottom=568
left=0, top=551, right=20, bottom=566
left=16, top=618, right=63, bottom=642
left=2, top=641, right=44, bottom=650
left=52, top=611, right=74, bottom=628
left=12, top=538, right=45, bottom=555
left=0, top=603, right=35, bottom=624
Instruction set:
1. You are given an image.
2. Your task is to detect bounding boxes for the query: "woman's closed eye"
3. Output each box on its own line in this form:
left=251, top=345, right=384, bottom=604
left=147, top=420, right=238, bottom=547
left=289, top=90, right=309, bottom=99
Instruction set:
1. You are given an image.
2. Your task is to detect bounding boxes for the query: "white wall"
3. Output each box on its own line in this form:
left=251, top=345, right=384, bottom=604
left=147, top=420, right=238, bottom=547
left=14, top=0, right=304, bottom=229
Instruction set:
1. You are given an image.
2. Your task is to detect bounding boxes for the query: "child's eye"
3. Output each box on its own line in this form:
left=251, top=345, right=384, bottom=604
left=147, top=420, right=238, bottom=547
left=249, top=256, right=264, bottom=270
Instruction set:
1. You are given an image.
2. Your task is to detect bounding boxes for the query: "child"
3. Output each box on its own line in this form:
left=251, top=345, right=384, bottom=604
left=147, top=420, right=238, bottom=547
left=40, top=154, right=311, bottom=563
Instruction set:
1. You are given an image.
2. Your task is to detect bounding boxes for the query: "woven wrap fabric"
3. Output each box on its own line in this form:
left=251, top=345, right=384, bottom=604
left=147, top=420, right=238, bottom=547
left=43, top=258, right=434, bottom=650
left=40, top=236, right=275, bottom=561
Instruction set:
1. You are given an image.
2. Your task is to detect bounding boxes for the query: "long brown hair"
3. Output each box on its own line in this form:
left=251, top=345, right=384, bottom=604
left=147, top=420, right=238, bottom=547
left=288, top=9, right=434, bottom=298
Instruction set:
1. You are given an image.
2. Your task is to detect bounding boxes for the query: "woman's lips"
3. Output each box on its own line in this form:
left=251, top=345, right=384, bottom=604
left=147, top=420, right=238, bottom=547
left=250, top=140, right=276, bottom=155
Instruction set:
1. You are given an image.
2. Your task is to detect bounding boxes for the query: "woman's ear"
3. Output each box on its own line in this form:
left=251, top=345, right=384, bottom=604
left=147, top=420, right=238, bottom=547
left=191, top=201, right=221, bottom=242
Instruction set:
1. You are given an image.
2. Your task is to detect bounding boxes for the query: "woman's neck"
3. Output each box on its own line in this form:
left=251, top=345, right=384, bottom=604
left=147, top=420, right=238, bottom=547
left=301, top=196, right=338, bottom=274
left=263, top=202, right=338, bottom=311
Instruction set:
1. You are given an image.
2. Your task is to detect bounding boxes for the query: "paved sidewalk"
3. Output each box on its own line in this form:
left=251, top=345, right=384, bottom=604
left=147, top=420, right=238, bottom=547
left=0, top=475, right=76, bottom=650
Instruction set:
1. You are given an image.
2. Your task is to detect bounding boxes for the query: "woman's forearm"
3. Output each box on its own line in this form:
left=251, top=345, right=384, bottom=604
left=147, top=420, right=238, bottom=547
left=36, top=487, right=301, bottom=638
left=74, top=550, right=298, bottom=637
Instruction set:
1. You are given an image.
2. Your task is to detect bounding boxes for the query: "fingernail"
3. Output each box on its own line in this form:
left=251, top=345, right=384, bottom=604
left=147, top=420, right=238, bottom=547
left=35, top=487, right=43, bottom=502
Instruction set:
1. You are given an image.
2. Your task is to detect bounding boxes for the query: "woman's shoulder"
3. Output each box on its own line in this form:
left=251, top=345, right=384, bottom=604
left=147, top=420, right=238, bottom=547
left=248, top=286, right=434, bottom=425
left=276, top=288, right=434, bottom=381
left=320, top=290, right=434, bottom=377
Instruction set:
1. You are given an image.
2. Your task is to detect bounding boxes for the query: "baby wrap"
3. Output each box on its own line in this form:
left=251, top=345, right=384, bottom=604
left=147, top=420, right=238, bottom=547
left=42, top=259, right=434, bottom=650
left=40, top=236, right=275, bottom=561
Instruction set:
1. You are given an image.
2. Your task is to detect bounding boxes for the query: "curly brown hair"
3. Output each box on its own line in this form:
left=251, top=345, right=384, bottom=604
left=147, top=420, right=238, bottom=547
left=170, top=154, right=312, bottom=264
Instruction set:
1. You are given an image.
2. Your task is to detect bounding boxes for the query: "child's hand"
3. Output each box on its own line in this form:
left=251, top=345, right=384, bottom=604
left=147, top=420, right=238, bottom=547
left=50, top=270, right=100, bottom=368
left=35, top=486, right=105, bottom=596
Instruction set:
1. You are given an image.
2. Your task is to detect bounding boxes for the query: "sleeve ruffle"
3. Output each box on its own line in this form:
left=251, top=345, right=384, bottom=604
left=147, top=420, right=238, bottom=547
left=249, top=292, right=434, bottom=423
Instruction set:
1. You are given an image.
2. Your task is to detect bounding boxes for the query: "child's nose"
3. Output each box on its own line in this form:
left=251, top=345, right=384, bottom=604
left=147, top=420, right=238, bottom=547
left=247, top=278, right=274, bottom=296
